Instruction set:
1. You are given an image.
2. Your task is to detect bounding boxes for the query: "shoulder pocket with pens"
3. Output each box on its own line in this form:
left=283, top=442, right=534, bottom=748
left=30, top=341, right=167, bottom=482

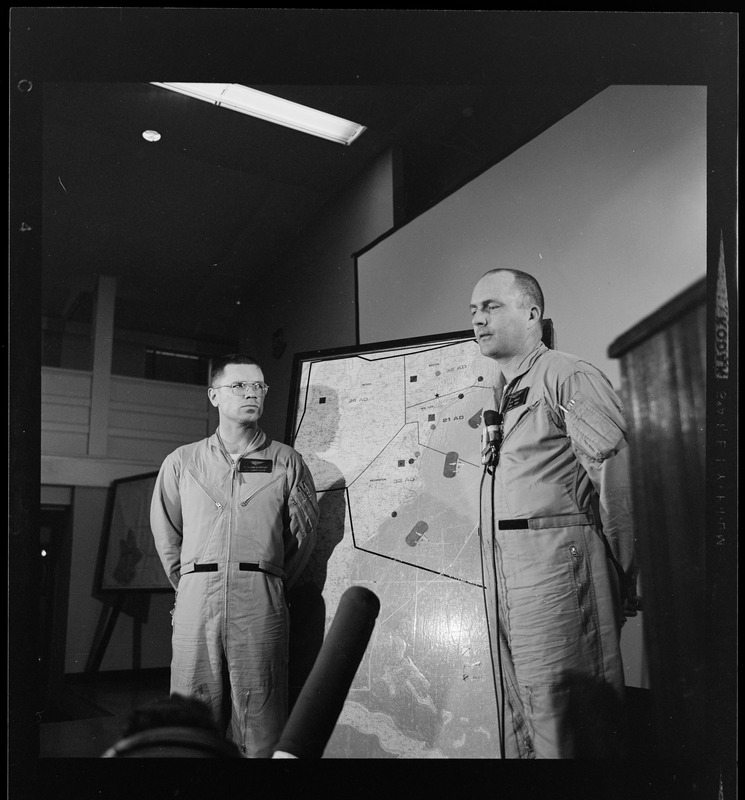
left=560, top=393, right=625, bottom=463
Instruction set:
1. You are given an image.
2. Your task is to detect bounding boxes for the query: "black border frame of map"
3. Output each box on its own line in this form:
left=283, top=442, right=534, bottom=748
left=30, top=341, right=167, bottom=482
left=285, top=322, right=554, bottom=449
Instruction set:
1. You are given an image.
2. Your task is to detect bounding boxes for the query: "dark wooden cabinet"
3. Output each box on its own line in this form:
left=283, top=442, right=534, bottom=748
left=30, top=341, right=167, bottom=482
left=608, top=278, right=706, bottom=760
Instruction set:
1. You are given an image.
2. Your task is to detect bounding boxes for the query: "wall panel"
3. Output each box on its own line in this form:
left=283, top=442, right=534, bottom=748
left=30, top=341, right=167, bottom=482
left=608, top=278, right=706, bottom=759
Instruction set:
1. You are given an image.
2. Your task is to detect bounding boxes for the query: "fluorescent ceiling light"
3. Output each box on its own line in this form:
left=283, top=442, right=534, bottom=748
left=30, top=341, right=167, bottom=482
left=151, top=82, right=367, bottom=146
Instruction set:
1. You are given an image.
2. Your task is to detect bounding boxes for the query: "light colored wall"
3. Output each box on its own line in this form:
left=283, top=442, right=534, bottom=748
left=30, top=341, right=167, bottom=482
left=41, top=368, right=213, bottom=484
left=357, top=85, right=707, bottom=389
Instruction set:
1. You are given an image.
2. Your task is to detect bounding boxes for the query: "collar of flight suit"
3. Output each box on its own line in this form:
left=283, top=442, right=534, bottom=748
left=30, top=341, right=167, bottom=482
left=494, top=341, right=548, bottom=406
left=208, top=426, right=268, bottom=460
left=509, top=341, right=548, bottom=382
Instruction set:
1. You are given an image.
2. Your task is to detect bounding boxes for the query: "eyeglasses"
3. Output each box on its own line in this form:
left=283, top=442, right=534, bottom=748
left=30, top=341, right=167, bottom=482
left=212, top=381, right=270, bottom=396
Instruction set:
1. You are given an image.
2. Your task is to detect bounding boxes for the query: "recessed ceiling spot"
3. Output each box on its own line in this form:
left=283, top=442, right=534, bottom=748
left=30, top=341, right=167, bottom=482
left=142, top=130, right=162, bottom=142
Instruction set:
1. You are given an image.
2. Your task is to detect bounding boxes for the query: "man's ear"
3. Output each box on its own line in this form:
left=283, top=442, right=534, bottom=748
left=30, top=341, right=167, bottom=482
left=207, top=388, right=219, bottom=408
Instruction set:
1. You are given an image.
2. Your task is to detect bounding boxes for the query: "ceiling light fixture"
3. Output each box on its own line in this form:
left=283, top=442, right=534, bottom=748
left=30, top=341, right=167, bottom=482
left=142, top=129, right=162, bottom=142
left=150, top=82, right=367, bottom=146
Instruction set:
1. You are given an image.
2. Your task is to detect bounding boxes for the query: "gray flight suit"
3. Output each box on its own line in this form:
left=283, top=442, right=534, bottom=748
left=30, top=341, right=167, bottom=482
left=151, top=429, right=319, bottom=757
left=479, top=343, right=636, bottom=758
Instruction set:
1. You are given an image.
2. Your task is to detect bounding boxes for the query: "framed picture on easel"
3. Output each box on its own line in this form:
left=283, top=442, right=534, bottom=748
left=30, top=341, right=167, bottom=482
left=94, top=472, right=172, bottom=593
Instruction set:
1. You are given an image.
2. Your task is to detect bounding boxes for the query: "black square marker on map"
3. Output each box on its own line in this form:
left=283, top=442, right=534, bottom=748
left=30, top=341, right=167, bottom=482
left=398, top=460, right=405, bottom=467
left=409, top=375, right=417, bottom=382
left=428, top=414, right=436, bottom=421
left=319, top=397, right=326, bottom=404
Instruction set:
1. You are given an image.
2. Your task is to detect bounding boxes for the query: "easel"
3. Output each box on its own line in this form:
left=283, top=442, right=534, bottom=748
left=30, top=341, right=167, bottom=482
left=85, top=592, right=151, bottom=673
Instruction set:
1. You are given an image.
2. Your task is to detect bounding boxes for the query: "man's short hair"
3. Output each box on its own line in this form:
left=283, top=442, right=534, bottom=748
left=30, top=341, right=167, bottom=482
left=122, top=694, right=221, bottom=738
left=483, top=268, right=545, bottom=317
left=209, top=354, right=261, bottom=387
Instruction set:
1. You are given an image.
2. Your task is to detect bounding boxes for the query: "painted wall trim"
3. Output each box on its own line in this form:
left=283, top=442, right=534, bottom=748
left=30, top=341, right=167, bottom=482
left=41, top=454, right=160, bottom=487
left=40, top=484, right=73, bottom=505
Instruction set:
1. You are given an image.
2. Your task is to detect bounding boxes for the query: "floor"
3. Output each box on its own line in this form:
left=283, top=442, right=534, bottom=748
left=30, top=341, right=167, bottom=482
left=37, top=669, right=658, bottom=759
left=39, top=668, right=171, bottom=758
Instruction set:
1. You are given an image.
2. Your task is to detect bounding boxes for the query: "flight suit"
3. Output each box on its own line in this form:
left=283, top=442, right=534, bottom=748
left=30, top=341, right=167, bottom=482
left=151, top=429, right=319, bottom=757
left=479, top=342, right=636, bottom=758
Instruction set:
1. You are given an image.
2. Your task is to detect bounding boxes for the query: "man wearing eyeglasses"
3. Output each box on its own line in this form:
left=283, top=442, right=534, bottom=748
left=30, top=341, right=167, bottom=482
left=150, top=354, right=319, bottom=758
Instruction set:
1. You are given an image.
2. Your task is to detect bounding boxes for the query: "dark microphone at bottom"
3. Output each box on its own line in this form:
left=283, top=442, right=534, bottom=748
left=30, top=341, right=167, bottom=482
left=272, top=585, right=380, bottom=758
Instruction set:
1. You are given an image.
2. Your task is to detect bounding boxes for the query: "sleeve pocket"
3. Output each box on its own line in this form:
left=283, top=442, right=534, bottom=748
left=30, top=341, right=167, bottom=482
left=289, top=478, right=320, bottom=540
left=563, top=392, right=625, bottom=462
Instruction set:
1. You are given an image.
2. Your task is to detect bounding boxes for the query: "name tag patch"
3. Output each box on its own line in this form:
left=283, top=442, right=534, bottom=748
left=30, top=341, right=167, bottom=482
left=504, top=387, right=529, bottom=412
left=238, top=458, right=273, bottom=473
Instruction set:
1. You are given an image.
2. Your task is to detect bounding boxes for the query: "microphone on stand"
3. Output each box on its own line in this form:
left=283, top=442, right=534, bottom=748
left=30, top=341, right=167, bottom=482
left=272, top=585, right=380, bottom=759
left=481, top=409, right=501, bottom=466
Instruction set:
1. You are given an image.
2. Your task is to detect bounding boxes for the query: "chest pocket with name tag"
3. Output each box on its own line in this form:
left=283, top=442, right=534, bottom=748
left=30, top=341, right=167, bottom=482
left=238, top=458, right=273, bottom=473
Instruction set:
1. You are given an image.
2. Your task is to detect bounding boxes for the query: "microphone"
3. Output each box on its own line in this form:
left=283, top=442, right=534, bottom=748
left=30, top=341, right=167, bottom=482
left=481, top=409, right=501, bottom=465
left=272, top=585, right=380, bottom=759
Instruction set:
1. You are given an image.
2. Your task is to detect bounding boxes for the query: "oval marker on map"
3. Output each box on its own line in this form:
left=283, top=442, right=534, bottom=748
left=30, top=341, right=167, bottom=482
left=468, top=409, right=483, bottom=429
left=405, top=520, right=429, bottom=546
left=443, top=452, right=459, bottom=478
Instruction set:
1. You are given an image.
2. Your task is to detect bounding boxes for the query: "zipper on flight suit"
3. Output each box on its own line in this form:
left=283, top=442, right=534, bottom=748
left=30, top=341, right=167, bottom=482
left=241, top=690, right=251, bottom=755
left=189, top=472, right=224, bottom=510
left=233, top=463, right=280, bottom=757
left=569, top=544, right=590, bottom=634
left=499, top=402, right=540, bottom=450
left=185, top=471, right=226, bottom=555
left=497, top=380, right=540, bottom=455
left=223, top=459, right=237, bottom=655
left=239, top=470, right=284, bottom=506
left=496, top=381, right=520, bottom=455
